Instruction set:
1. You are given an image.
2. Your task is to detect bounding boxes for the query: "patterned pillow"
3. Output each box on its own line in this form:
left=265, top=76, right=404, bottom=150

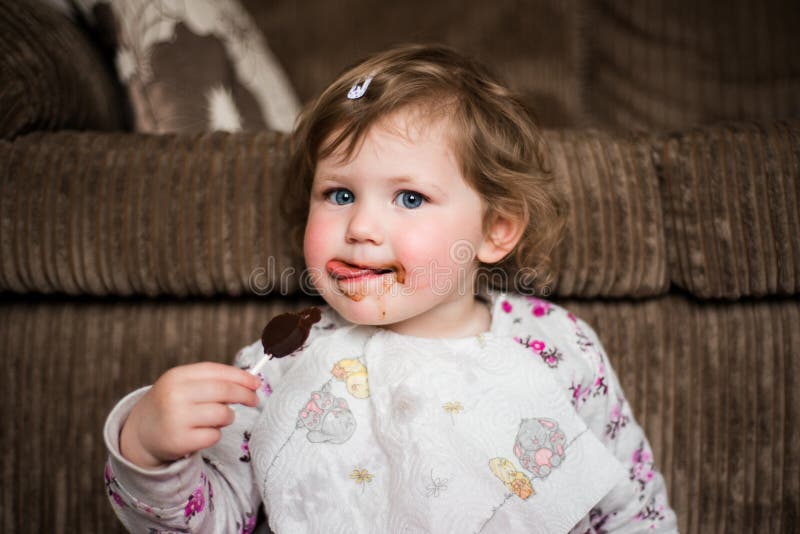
left=75, top=0, right=300, bottom=133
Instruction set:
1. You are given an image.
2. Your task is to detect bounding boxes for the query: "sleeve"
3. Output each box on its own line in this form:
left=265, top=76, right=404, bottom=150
left=103, top=341, right=278, bottom=534
left=566, top=316, right=678, bottom=534
left=103, top=307, right=342, bottom=533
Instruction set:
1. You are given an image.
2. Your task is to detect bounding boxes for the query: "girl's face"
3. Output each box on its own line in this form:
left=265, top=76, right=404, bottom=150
left=304, top=109, right=497, bottom=337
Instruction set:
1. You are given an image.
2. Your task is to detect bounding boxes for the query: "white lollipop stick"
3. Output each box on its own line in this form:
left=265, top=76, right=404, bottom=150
left=249, top=353, right=272, bottom=376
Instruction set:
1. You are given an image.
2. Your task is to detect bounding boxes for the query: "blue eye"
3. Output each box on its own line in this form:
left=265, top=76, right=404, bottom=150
left=326, top=188, right=355, bottom=205
left=395, top=191, right=426, bottom=209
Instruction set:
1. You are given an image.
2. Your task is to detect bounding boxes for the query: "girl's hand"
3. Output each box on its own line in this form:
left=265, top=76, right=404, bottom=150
left=119, top=362, right=261, bottom=469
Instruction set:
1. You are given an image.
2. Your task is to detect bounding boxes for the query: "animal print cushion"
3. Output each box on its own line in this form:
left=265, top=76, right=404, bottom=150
left=74, top=0, right=300, bottom=133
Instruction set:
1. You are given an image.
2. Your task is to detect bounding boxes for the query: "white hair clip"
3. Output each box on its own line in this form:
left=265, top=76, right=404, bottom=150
left=347, top=75, right=373, bottom=100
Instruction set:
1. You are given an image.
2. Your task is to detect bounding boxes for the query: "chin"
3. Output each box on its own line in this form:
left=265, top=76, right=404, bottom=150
left=327, top=294, right=404, bottom=326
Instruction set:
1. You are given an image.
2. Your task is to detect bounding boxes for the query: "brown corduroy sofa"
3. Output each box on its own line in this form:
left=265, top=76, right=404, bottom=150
left=1, top=1, right=798, bottom=532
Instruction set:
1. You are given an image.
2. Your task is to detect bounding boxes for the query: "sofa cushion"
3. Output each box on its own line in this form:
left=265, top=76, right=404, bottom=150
left=0, top=0, right=126, bottom=140
left=660, top=121, right=800, bottom=298
left=0, top=131, right=299, bottom=297
left=547, top=129, right=668, bottom=297
left=243, top=0, right=585, bottom=128
left=74, top=0, right=300, bottom=133
left=584, top=0, right=800, bottom=131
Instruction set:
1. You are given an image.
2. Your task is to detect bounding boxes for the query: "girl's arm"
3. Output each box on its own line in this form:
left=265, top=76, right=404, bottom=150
left=568, top=317, right=678, bottom=533
left=104, top=388, right=262, bottom=533
left=103, top=342, right=275, bottom=533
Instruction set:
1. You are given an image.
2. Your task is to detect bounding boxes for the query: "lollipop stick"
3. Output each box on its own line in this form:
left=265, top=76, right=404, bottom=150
left=249, top=353, right=271, bottom=376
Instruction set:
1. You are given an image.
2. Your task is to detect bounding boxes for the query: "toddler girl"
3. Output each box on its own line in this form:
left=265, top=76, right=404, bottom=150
left=104, top=44, right=677, bottom=533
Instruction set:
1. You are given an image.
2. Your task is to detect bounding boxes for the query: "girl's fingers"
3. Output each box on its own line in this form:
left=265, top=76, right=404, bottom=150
left=164, top=362, right=261, bottom=391
left=184, top=427, right=223, bottom=452
left=186, top=403, right=237, bottom=429
left=182, top=379, right=259, bottom=407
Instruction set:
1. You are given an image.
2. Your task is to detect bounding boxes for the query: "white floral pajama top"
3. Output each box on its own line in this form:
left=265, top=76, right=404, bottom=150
left=104, top=293, right=678, bottom=533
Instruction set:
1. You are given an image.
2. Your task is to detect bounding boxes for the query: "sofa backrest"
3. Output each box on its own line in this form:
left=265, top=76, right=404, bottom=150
left=0, top=0, right=128, bottom=141
left=2, top=122, right=798, bottom=300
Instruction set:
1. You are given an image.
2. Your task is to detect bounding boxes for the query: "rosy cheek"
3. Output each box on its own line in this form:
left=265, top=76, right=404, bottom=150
left=303, top=216, right=331, bottom=267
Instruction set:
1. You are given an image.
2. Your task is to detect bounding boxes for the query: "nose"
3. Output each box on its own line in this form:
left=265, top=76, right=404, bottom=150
left=345, top=202, right=383, bottom=245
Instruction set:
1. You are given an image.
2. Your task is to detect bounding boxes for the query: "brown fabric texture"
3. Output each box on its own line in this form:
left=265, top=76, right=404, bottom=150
left=0, top=0, right=126, bottom=140
left=0, top=295, right=311, bottom=533
left=243, top=0, right=585, bottom=128
left=561, top=296, right=800, bottom=534
left=584, top=0, right=800, bottom=131
left=1, top=294, right=797, bottom=532
left=547, top=129, right=667, bottom=297
left=0, top=131, right=298, bottom=297
left=660, top=121, right=800, bottom=298
left=1, top=130, right=668, bottom=299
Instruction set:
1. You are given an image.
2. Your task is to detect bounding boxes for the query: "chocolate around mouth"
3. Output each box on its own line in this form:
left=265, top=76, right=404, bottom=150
left=333, top=263, right=407, bottom=302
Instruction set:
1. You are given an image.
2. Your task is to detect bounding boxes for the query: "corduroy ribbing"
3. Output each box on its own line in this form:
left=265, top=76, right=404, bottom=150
left=0, top=0, right=125, bottom=140
left=584, top=0, right=800, bottom=132
left=0, top=295, right=312, bottom=532
left=562, top=295, right=800, bottom=534
left=0, top=131, right=299, bottom=297
left=547, top=129, right=668, bottom=297
left=660, top=121, right=800, bottom=298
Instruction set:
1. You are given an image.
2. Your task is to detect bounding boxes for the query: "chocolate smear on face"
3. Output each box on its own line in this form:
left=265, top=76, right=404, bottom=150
left=392, top=265, right=406, bottom=284
left=261, top=307, right=322, bottom=358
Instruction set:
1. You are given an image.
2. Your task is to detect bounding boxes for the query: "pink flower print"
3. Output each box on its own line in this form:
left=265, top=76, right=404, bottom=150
left=111, top=491, right=125, bottom=508
left=630, top=442, right=656, bottom=492
left=530, top=299, right=552, bottom=317
left=632, top=447, right=652, bottom=465
left=593, top=375, right=609, bottom=397
left=588, top=507, right=611, bottom=532
left=184, top=487, right=205, bottom=519
left=262, top=379, right=273, bottom=396
left=502, top=300, right=513, bottom=313
left=531, top=340, right=546, bottom=352
left=241, top=512, right=258, bottom=534
left=569, top=382, right=590, bottom=407
left=575, top=329, right=594, bottom=351
left=635, top=495, right=667, bottom=523
left=104, top=463, right=126, bottom=508
left=567, top=312, right=577, bottom=323
left=539, top=348, right=562, bottom=368
left=240, top=431, right=252, bottom=462
left=605, top=399, right=630, bottom=439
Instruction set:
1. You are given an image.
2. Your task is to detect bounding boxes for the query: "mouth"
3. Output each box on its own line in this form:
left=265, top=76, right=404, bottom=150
left=326, top=260, right=406, bottom=284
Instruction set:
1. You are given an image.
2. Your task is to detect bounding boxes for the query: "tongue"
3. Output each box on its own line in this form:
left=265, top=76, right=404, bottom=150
left=326, top=260, right=379, bottom=279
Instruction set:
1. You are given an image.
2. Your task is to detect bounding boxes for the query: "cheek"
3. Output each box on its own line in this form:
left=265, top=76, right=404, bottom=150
left=303, top=212, right=332, bottom=267
left=392, top=221, right=475, bottom=277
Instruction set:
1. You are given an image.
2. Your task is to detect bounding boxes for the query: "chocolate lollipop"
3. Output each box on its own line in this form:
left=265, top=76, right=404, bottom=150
left=261, top=307, right=322, bottom=357
left=249, top=307, right=322, bottom=376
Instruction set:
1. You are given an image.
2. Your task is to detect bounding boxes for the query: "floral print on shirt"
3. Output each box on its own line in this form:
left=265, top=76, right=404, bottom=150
left=240, top=431, right=252, bottom=462
left=514, top=335, right=564, bottom=367
left=104, top=462, right=126, bottom=509
left=184, top=472, right=213, bottom=524
left=605, top=397, right=630, bottom=439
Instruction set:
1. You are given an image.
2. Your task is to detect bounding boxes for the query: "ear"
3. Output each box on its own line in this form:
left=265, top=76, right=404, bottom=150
left=477, top=213, right=525, bottom=264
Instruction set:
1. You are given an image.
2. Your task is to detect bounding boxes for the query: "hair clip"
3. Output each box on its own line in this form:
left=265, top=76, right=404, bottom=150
left=347, top=75, right=373, bottom=100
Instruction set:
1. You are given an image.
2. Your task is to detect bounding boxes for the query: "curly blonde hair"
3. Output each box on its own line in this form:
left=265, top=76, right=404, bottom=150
left=283, top=44, right=566, bottom=289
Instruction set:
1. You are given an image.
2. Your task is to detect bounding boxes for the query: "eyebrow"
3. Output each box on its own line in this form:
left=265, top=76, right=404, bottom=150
left=317, top=174, right=448, bottom=196
left=390, top=175, right=448, bottom=195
